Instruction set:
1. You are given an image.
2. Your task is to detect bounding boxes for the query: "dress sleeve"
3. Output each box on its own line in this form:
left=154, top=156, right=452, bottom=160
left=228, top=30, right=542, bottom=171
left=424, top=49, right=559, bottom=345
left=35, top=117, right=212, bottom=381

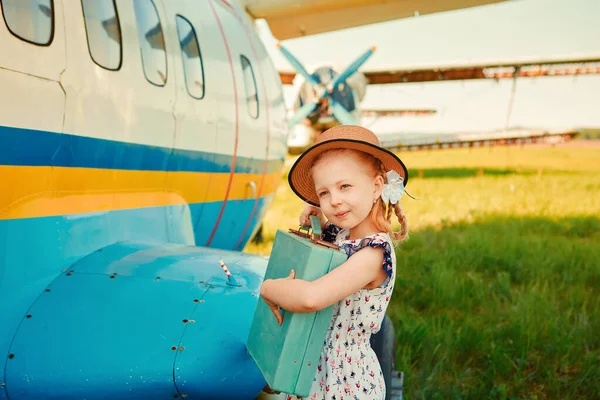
left=341, top=233, right=394, bottom=280
left=321, top=223, right=341, bottom=243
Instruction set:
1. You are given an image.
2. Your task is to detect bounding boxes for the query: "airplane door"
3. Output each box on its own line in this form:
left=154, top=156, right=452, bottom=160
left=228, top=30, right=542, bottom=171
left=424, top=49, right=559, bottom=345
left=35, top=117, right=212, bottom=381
left=161, top=4, right=219, bottom=243
left=194, top=2, right=269, bottom=250
left=59, top=1, right=185, bottom=247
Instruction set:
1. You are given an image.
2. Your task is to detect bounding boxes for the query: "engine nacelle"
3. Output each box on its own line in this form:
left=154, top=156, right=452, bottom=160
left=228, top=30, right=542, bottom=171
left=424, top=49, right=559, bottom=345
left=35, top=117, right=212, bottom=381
left=4, top=242, right=268, bottom=399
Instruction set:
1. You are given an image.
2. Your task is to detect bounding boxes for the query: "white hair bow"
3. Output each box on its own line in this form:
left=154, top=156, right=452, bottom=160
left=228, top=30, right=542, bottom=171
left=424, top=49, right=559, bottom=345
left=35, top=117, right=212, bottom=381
left=381, top=170, right=405, bottom=205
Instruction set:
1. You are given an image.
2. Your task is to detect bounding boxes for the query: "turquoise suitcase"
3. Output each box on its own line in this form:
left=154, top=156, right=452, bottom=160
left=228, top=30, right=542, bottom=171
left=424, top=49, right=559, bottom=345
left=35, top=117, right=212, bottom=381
left=247, top=221, right=347, bottom=397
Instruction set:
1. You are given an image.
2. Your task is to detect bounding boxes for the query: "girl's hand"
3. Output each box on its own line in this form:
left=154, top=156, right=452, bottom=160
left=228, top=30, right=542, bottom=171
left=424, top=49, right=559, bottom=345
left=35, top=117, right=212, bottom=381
left=299, top=204, right=326, bottom=228
left=261, top=270, right=296, bottom=325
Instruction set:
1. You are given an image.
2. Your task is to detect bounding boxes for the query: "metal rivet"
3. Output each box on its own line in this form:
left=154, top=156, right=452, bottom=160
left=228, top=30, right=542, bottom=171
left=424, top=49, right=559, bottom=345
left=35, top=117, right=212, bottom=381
left=171, top=346, right=177, bottom=351
left=307, top=362, right=312, bottom=366
left=26, top=315, right=32, bottom=319
left=179, top=346, right=185, bottom=351
left=45, top=289, right=51, bottom=292
left=109, top=275, right=116, bottom=279
left=189, top=320, right=195, bottom=323
left=193, top=299, right=199, bottom=303
left=8, top=354, right=14, bottom=359
left=199, top=281, right=205, bottom=284
left=293, top=360, right=297, bottom=363
left=181, top=394, right=187, bottom=398
left=173, top=395, right=179, bottom=398
left=182, top=319, right=188, bottom=324
left=155, top=277, right=161, bottom=282
left=199, top=300, right=205, bottom=303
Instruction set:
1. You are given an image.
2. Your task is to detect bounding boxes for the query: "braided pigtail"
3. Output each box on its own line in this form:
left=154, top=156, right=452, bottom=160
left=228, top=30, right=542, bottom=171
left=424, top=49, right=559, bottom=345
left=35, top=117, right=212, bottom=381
left=390, top=202, right=409, bottom=241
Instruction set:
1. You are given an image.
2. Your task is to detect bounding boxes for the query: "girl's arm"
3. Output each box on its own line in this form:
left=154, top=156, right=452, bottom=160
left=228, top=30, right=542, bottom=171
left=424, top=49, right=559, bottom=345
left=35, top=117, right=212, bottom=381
left=260, top=246, right=387, bottom=316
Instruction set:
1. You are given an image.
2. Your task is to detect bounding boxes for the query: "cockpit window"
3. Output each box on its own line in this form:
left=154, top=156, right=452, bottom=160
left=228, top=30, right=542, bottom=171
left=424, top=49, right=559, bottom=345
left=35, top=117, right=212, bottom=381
left=1, top=0, right=54, bottom=46
left=81, top=0, right=122, bottom=70
left=133, top=0, right=167, bottom=86
left=240, top=55, right=259, bottom=119
left=176, top=15, right=205, bottom=99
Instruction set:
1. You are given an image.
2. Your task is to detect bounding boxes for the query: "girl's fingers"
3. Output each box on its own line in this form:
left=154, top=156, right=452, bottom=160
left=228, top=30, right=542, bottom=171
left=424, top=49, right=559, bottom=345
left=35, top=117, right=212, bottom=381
left=299, top=213, right=308, bottom=225
left=272, top=307, right=283, bottom=325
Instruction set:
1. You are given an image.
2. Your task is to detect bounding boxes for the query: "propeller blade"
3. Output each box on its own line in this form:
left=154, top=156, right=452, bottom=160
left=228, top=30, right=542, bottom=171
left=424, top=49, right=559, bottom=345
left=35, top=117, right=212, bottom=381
left=330, top=99, right=359, bottom=125
left=287, top=101, right=318, bottom=127
left=331, top=46, right=376, bottom=90
left=277, top=43, right=320, bottom=87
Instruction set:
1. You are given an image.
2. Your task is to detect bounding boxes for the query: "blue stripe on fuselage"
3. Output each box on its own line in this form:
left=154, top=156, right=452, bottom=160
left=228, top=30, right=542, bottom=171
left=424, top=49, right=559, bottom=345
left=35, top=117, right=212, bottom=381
left=0, top=125, right=283, bottom=174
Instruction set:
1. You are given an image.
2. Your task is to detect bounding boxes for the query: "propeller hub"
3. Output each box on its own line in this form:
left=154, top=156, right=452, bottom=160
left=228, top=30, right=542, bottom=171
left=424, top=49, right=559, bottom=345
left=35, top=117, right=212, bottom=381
left=314, top=85, right=327, bottom=99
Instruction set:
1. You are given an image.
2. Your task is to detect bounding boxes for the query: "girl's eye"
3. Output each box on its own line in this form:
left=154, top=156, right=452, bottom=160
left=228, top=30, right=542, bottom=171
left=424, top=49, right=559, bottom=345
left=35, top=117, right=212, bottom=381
left=341, top=184, right=350, bottom=189
left=318, top=191, right=328, bottom=197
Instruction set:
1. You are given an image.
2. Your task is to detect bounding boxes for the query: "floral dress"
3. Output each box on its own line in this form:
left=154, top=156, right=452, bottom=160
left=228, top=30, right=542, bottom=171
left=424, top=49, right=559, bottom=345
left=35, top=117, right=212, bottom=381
left=286, top=224, right=396, bottom=400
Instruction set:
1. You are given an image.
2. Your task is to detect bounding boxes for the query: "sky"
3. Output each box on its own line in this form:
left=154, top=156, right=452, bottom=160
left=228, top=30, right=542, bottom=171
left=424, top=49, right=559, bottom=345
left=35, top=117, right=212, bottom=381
left=255, top=0, right=600, bottom=135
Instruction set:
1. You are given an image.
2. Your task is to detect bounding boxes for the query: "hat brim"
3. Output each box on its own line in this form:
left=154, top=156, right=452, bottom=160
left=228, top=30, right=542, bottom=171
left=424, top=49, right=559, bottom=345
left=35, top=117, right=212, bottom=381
left=288, top=138, right=409, bottom=206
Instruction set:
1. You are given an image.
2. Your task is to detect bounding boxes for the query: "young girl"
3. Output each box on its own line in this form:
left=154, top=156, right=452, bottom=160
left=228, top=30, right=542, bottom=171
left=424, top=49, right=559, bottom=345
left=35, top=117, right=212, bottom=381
left=260, top=125, right=410, bottom=400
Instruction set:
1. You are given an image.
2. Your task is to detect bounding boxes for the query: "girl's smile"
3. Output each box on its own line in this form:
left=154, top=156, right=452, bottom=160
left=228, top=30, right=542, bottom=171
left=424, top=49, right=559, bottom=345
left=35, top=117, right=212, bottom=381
left=335, top=211, right=350, bottom=218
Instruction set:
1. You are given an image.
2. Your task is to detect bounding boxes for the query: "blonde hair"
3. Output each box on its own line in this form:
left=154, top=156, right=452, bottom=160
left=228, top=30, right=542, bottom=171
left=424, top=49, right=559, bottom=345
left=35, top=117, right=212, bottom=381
left=312, top=149, right=409, bottom=242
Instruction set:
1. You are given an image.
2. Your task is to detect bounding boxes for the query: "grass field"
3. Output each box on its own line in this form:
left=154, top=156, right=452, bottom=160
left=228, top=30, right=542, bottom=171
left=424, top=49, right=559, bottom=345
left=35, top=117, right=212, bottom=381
left=245, top=142, right=600, bottom=399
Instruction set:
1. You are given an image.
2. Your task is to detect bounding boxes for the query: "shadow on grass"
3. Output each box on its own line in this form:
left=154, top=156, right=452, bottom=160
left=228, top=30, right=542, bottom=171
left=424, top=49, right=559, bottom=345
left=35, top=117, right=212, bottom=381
left=390, top=215, right=600, bottom=400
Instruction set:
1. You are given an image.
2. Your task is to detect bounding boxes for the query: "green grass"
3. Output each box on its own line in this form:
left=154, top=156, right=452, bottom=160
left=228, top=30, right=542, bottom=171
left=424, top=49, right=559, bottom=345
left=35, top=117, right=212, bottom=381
left=244, top=143, right=600, bottom=399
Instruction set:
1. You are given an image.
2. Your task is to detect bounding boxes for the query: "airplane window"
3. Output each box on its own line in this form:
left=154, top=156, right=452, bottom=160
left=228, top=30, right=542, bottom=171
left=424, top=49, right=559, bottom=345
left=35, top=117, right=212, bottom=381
left=133, top=0, right=167, bottom=86
left=241, top=55, right=259, bottom=119
left=1, top=0, right=53, bottom=46
left=176, top=15, right=204, bottom=99
left=81, top=0, right=122, bottom=70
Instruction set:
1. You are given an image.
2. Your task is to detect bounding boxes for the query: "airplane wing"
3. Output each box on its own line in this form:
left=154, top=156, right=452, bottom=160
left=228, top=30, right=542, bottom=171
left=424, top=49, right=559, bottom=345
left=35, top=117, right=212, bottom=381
left=238, top=0, right=507, bottom=40
left=280, top=54, right=600, bottom=85
left=361, top=108, right=437, bottom=118
left=376, top=128, right=580, bottom=152
left=363, top=54, right=600, bottom=84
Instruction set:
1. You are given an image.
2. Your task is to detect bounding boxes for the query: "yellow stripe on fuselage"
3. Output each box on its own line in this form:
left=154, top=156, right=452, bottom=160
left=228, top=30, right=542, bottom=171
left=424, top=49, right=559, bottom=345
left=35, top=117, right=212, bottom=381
left=0, top=166, right=281, bottom=220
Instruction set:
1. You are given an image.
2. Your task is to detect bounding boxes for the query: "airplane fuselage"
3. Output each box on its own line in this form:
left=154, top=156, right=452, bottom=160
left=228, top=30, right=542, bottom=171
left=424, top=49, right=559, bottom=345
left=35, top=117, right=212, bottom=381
left=0, top=0, right=287, bottom=398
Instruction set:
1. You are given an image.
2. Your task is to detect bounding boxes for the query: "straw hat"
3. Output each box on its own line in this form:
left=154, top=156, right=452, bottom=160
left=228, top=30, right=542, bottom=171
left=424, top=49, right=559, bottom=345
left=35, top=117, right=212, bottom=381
left=288, top=125, right=409, bottom=206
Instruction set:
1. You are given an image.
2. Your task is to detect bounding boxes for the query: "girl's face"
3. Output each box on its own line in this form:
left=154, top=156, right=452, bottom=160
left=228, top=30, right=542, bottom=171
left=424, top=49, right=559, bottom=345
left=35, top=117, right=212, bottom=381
left=312, top=151, right=383, bottom=238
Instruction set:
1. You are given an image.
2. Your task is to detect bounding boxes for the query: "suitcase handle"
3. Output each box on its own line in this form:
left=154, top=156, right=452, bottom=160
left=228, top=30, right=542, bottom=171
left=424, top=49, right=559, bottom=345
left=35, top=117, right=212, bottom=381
left=288, top=215, right=340, bottom=250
